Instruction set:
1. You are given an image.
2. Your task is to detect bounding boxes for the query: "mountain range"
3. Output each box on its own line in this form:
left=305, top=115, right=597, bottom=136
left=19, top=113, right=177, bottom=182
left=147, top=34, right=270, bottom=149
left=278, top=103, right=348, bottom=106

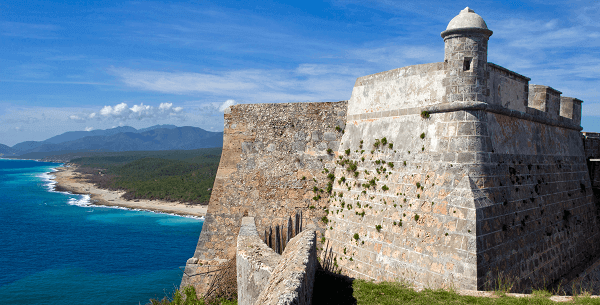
left=0, top=125, right=223, bottom=158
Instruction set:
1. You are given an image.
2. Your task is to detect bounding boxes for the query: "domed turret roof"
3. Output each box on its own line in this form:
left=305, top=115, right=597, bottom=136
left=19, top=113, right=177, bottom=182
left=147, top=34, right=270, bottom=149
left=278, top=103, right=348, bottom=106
left=446, top=7, right=488, bottom=30
left=441, top=7, right=492, bottom=38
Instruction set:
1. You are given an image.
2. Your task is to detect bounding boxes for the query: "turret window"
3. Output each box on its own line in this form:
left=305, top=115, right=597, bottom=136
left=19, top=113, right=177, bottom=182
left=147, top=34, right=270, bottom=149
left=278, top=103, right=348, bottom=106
left=463, top=57, right=472, bottom=71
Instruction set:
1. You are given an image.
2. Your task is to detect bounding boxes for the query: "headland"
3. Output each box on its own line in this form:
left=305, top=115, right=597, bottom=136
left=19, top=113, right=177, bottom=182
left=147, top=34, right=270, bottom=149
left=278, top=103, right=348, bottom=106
left=51, top=166, right=207, bottom=218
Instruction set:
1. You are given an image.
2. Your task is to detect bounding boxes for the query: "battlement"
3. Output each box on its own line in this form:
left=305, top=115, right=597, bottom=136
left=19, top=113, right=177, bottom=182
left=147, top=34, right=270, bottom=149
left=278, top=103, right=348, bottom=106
left=486, top=63, right=529, bottom=113
left=561, top=97, right=584, bottom=126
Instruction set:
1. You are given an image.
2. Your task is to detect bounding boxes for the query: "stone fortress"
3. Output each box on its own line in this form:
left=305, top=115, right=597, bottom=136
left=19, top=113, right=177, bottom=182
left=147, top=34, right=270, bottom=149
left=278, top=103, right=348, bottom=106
left=182, top=7, right=600, bottom=301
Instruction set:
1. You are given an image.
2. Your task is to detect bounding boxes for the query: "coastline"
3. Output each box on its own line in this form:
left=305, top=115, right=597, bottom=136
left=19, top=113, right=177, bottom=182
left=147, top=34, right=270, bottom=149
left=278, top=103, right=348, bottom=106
left=50, top=165, right=207, bottom=218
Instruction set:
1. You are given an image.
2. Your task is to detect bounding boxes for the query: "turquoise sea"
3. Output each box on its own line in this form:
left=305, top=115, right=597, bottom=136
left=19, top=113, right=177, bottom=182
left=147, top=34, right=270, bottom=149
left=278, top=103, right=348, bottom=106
left=0, top=159, right=203, bottom=304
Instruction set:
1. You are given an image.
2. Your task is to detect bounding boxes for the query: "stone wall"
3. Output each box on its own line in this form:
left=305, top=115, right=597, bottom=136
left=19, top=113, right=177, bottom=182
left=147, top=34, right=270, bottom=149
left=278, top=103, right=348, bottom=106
left=321, top=50, right=600, bottom=291
left=236, top=217, right=281, bottom=305
left=236, top=217, right=317, bottom=305
left=181, top=101, right=347, bottom=293
left=487, top=63, right=529, bottom=112
left=255, top=228, right=317, bottom=305
left=477, top=113, right=599, bottom=290
left=346, top=62, right=446, bottom=116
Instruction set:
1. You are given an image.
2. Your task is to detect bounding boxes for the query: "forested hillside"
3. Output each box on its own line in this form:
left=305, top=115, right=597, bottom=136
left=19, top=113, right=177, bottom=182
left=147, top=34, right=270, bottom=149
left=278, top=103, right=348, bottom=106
left=70, top=148, right=221, bottom=204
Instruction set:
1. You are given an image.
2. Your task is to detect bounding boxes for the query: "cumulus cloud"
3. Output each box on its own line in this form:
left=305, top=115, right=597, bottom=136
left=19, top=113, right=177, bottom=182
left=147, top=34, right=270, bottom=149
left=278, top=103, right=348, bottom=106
left=89, top=113, right=96, bottom=119
left=95, top=102, right=184, bottom=121
left=218, top=99, right=236, bottom=112
left=100, top=102, right=130, bottom=118
left=85, top=127, right=94, bottom=131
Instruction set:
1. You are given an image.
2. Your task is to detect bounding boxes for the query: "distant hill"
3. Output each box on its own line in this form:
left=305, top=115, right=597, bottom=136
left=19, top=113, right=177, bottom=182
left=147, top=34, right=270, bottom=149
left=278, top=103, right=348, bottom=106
left=7, top=125, right=223, bottom=157
left=42, top=126, right=138, bottom=144
left=137, top=124, right=178, bottom=132
left=0, top=144, right=17, bottom=156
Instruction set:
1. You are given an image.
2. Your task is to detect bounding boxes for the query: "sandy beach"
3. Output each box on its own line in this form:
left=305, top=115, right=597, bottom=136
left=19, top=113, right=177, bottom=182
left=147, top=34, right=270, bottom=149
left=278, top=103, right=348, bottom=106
left=51, top=166, right=207, bottom=218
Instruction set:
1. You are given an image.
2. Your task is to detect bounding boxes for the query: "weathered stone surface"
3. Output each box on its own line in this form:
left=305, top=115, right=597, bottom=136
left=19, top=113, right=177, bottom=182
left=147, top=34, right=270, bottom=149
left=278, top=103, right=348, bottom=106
left=237, top=217, right=281, bottom=305
left=181, top=101, right=346, bottom=293
left=255, top=229, right=317, bottom=305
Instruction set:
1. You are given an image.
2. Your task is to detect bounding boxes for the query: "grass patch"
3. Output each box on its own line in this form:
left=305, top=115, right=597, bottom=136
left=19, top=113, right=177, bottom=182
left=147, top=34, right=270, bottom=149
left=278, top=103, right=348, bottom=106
left=148, top=286, right=236, bottom=305
left=352, top=280, right=600, bottom=304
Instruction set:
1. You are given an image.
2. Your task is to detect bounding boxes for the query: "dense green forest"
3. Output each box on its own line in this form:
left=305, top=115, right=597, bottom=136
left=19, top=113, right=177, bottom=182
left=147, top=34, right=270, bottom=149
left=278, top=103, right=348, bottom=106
left=70, top=148, right=221, bottom=204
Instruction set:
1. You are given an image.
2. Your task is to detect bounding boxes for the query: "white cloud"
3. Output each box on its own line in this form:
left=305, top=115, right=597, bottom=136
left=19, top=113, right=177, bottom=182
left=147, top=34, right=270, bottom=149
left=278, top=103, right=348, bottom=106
left=96, top=102, right=185, bottom=121
left=111, top=68, right=258, bottom=95
left=88, top=113, right=96, bottom=119
left=69, top=115, right=85, bottom=121
left=218, top=99, right=236, bottom=112
left=110, top=66, right=359, bottom=104
left=85, top=127, right=94, bottom=131
left=159, top=102, right=183, bottom=115
left=100, top=102, right=130, bottom=118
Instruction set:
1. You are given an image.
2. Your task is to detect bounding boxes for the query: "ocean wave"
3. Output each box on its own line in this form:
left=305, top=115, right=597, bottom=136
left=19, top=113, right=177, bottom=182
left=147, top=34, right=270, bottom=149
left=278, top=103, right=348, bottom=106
left=66, top=194, right=92, bottom=207
left=38, top=167, right=70, bottom=194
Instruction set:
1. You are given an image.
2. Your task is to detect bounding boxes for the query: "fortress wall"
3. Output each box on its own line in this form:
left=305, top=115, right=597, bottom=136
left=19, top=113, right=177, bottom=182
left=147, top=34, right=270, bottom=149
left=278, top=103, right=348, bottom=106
left=347, top=62, right=446, bottom=116
left=475, top=113, right=600, bottom=290
left=487, top=63, right=529, bottom=113
left=325, top=103, right=600, bottom=291
left=324, top=108, right=487, bottom=290
left=181, top=101, right=347, bottom=293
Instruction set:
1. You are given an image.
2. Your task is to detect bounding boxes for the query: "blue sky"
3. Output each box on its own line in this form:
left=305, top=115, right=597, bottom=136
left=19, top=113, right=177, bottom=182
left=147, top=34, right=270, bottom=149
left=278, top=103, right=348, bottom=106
left=1, top=0, right=599, bottom=146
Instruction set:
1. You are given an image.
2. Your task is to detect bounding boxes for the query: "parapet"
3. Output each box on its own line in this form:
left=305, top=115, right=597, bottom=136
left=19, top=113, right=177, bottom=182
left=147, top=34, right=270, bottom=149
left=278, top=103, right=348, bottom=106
left=236, top=217, right=281, bottom=305
left=236, top=217, right=317, bottom=305
left=528, top=85, right=562, bottom=119
left=487, top=63, right=530, bottom=112
left=560, top=97, right=584, bottom=127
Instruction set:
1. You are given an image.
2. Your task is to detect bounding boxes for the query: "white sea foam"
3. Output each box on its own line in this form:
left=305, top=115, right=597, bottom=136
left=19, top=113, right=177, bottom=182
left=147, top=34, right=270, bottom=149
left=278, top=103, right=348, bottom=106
left=38, top=169, right=57, bottom=191
left=66, top=194, right=92, bottom=207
